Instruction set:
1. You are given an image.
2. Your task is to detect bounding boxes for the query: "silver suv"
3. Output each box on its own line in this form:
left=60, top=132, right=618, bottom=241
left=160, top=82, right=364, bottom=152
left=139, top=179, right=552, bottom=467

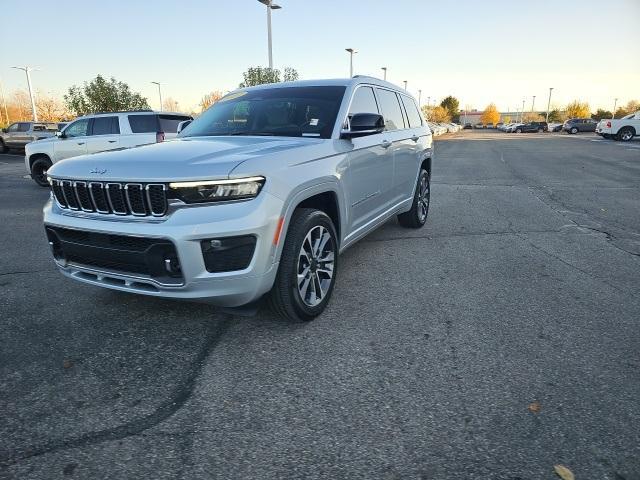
left=43, top=77, right=433, bottom=321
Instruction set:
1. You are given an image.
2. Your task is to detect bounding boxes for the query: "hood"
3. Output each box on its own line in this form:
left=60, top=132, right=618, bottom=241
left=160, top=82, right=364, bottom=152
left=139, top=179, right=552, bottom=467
left=47, top=136, right=323, bottom=182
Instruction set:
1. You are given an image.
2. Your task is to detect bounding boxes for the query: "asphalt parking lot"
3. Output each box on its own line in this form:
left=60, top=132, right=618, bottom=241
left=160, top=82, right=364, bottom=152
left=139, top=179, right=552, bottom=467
left=1, top=131, right=639, bottom=479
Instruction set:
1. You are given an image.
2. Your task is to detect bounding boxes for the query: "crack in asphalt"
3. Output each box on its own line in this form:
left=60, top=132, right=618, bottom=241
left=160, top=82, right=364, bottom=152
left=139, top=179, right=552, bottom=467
left=0, top=316, right=233, bottom=468
left=0, top=269, right=55, bottom=277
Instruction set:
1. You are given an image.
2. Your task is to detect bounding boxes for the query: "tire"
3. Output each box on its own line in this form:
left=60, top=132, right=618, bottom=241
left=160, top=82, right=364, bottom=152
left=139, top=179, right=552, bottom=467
left=603, top=134, right=611, bottom=139
left=570, top=127, right=578, bottom=134
left=537, top=128, right=543, bottom=133
left=516, top=128, right=522, bottom=133
left=398, top=168, right=430, bottom=229
left=617, top=127, right=635, bottom=142
left=30, top=157, right=52, bottom=187
left=0, top=140, right=7, bottom=154
left=268, top=208, right=338, bottom=322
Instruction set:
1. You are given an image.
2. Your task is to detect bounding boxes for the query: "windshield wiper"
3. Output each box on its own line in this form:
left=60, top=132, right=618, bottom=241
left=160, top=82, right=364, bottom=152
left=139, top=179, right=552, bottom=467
left=228, top=131, right=277, bottom=136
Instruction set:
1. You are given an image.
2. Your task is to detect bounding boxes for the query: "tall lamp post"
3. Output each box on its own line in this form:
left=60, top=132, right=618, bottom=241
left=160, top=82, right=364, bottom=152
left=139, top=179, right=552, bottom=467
left=531, top=95, right=536, bottom=114
left=345, top=48, right=357, bottom=77
left=381, top=67, right=387, bottom=80
left=521, top=98, right=525, bottom=122
left=418, top=89, right=422, bottom=107
left=258, top=0, right=281, bottom=69
left=403, top=80, right=407, bottom=90
left=151, top=81, right=163, bottom=111
left=0, top=78, right=9, bottom=124
left=11, top=66, right=38, bottom=122
left=545, top=88, right=554, bottom=123
left=612, top=98, right=618, bottom=119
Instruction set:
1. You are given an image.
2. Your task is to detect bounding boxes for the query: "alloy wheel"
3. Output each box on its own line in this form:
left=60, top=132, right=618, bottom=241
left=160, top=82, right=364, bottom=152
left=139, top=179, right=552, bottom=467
left=297, top=225, right=335, bottom=307
left=418, top=173, right=430, bottom=223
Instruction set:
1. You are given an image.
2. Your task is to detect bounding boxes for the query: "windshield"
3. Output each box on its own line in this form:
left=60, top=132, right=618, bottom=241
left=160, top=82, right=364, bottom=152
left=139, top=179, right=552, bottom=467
left=181, top=86, right=346, bottom=139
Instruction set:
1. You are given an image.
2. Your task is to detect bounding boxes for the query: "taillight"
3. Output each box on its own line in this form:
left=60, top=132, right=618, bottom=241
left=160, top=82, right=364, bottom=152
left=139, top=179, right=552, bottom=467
left=156, top=131, right=165, bottom=143
left=606, top=121, right=611, bottom=128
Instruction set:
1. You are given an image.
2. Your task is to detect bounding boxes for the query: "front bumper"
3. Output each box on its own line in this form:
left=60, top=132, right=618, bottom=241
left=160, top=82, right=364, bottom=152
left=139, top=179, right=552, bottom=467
left=43, top=191, right=285, bottom=306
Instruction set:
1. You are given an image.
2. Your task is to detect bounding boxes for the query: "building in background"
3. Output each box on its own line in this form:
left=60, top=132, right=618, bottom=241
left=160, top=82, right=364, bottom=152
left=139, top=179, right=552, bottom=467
left=461, top=110, right=523, bottom=125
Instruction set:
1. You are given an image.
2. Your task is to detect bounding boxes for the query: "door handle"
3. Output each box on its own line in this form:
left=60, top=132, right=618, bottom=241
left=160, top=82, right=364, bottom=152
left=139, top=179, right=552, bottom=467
left=381, top=140, right=392, bottom=149
left=77, top=142, right=85, bottom=145
left=411, top=135, right=420, bottom=142
left=108, top=140, right=116, bottom=143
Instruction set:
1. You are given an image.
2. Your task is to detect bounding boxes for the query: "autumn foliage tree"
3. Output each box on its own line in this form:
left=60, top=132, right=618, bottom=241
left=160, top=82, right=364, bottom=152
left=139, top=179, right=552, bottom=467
left=564, top=100, right=590, bottom=119
left=480, top=103, right=500, bottom=125
left=421, top=105, right=450, bottom=122
left=439, top=96, right=460, bottom=122
left=199, top=90, right=224, bottom=111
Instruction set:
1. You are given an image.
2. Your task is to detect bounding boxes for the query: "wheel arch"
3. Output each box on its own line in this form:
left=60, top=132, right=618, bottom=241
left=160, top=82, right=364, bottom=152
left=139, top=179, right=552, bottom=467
left=28, top=152, right=52, bottom=170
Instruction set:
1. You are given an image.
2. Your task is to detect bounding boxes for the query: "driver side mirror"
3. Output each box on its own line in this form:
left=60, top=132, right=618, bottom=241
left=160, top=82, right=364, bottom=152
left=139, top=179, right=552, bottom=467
left=1, top=128, right=6, bottom=133
left=340, top=113, right=385, bottom=139
left=55, top=131, right=65, bottom=138
left=177, top=120, right=192, bottom=135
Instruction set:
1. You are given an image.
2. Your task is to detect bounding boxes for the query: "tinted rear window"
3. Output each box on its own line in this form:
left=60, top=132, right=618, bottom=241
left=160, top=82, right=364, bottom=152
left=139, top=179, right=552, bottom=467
left=158, top=115, right=192, bottom=133
left=128, top=115, right=159, bottom=133
left=92, top=116, right=120, bottom=135
left=400, top=95, right=423, bottom=128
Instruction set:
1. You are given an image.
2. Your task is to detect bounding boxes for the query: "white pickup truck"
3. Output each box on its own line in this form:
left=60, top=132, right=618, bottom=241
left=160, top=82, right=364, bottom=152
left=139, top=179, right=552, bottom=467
left=596, top=111, right=640, bottom=142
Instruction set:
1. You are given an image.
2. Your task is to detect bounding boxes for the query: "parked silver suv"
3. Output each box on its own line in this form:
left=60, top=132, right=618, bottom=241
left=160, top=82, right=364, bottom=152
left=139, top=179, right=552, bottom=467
left=43, top=77, right=433, bottom=321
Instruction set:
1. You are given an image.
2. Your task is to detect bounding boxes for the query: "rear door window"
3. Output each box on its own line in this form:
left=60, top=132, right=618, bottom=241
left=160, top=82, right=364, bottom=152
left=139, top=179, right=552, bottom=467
left=158, top=115, right=192, bottom=133
left=375, top=89, right=406, bottom=131
left=400, top=95, right=423, bottom=128
left=128, top=114, right=159, bottom=133
left=91, top=116, right=120, bottom=135
left=18, top=123, right=31, bottom=132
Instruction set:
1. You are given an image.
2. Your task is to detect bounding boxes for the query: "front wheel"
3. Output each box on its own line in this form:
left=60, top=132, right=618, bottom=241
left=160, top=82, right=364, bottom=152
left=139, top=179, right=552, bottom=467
left=398, top=168, right=430, bottom=229
left=570, top=127, right=578, bottom=134
left=603, top=134, right=611, bottom=139
left=516, top=128, right=522, bottom=133
left=0, top=140, right=7, bottom=154
left=31, top=157, right=52, bottom=187
left=268, top=208, right=338, bottom=322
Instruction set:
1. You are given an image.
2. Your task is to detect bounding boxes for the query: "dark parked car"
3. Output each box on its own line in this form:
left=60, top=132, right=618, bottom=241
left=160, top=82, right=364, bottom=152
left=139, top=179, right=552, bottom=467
left=514, top=121, right=548, bottom=133
left=463, top=123, right=472, bottom=129
left=563, top=118, right=597, bottom=134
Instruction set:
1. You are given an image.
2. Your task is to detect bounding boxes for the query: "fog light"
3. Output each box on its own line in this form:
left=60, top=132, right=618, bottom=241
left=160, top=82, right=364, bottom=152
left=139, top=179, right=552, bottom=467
left=164, top=255, right=181, bottom=276
left=200, top=236, right=257, bottom=273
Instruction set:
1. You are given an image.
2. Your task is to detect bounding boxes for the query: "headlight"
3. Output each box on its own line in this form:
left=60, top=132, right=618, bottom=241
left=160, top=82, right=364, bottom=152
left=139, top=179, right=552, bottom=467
left=168, top=176, right=265, bottom=204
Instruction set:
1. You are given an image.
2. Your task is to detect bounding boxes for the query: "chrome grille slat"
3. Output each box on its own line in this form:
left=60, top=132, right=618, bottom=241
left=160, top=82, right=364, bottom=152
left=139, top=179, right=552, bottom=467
left=51, top=179, right=168, bottom=217
left=74, top=181, right=94, bottom=212
left=146, top=184, right=167, bottom=216
left=124, top=184, right=147, bottom=216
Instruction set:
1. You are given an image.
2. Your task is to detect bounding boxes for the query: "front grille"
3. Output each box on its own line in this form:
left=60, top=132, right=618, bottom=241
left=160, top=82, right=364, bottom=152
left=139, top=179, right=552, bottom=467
left=46, top=226, right=182, bottom=281
left=50, top=179, right=167, bottom=217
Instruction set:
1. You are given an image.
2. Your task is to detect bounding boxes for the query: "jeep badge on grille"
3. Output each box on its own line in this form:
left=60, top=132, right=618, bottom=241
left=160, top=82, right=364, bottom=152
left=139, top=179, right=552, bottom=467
left=90, top=168, right=107, bottom=174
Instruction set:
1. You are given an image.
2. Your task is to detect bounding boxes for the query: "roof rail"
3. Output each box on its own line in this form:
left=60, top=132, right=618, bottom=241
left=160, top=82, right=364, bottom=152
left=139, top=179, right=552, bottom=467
left=91, top=109, right=154, bottom=115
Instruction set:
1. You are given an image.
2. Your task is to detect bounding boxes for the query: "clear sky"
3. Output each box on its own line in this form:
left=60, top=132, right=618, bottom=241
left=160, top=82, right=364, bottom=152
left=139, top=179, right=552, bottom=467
left=1, top=0, right=638, bottom=113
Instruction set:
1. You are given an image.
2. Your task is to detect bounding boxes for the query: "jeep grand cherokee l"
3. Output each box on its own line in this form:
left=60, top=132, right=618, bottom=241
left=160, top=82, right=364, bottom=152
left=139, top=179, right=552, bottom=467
left=43, top=77, right=433, bottom=321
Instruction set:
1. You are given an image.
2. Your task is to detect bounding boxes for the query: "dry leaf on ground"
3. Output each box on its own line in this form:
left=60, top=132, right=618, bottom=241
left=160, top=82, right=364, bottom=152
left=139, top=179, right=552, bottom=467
left=528, top=401, right=541, bottom=413
left=554, top=464, right=575, bottom=480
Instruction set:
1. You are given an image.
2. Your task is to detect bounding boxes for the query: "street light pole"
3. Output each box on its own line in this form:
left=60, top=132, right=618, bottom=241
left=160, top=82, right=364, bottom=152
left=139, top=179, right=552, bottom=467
left=258, top=0, right=281, bottom=70
left=418, top=89, right=422, bottom=107
left=0, top=77, right=9, bottom=124
left=521, top=98, right=525, bottom=122
left=545, top=88, right=553, bottom=123
left=151, top=82, right=163, bottom=111
left=612, top=98, right=618, bottom=119
left=531, top=95, right=536, bottom=114
left=403, top=80, right=407, bottom=90
left=381, top=67, right=387, bottom=80
left=345, top=48, right=356, bottom=77
left=11, top=66, right=38, bottom=122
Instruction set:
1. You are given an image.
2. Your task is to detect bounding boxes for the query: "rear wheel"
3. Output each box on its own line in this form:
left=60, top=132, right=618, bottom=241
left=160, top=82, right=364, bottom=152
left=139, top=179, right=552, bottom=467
left=0, top=140, right=7, bottom=154
left=603, top=134, right=611, bottom=139
left=398, top=168, right=430, bottom=229
left=570, top=127, right=578, bottom=134
left=537, top=128, right=543, bottom=133
left=31, top=157, right=52, bottom=187
left=268, top=208, right=338, bottom=322
left=516, top=128, right=522, bottom=133
left=617, top=127, right=635, bottom=142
